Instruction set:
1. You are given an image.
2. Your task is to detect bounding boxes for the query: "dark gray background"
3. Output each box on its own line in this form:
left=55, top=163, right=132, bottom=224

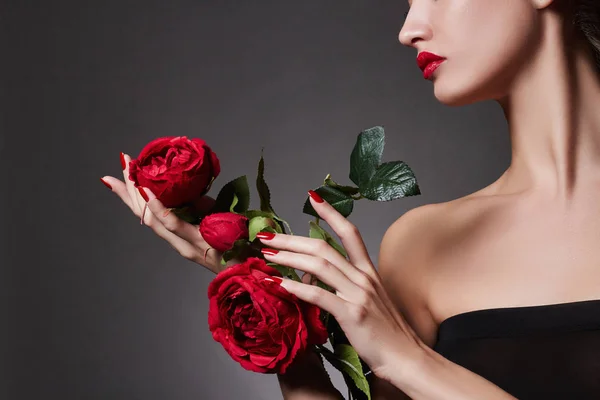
left=3, top=1, right=510, bottom=399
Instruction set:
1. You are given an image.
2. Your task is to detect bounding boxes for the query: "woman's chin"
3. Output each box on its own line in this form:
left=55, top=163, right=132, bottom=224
left=433, top=90, right=469, bottom=107
left=432, top=68, right=509, bottom=106
left=432, top=80, right=488, bottom=107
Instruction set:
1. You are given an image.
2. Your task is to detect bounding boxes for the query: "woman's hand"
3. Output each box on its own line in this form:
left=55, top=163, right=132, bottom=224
left=257, top=190, right=427, bottom=383
left=101, top=152, right=230, bottom=275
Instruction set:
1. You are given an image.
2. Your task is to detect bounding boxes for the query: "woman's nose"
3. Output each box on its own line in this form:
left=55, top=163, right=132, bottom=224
left=398, top=12, right=432, bottom=48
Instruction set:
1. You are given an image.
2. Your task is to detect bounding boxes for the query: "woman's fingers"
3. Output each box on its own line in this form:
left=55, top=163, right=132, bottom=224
left=258, top=233, right=369, bottom=288
left=103, top=175, right=135, bottom=212
left=301, top=272, right=311, bottom=284
left=307, top=192, right=375, bottom=277
left=121, top=152, right=144, bottom=216
left=133, top=186, right=219, bottom=267
left=105, top=154, right=224, bottom=274
left=138, top=187, right=210, bottom=248
left=270, top=278, right=347, bottom=320
left=262, top=249, right=358, bottom=300
left=149, top=220, right=206, bottom=263
left=102, top=175, right=221, bottom=271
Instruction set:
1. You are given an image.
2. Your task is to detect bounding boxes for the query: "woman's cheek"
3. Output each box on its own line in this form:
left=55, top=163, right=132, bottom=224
left=432, top=0, right=539, bottom=105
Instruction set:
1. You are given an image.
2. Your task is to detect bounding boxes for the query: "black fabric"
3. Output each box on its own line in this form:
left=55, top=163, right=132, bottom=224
left=432, top=298, right=600, bottom=399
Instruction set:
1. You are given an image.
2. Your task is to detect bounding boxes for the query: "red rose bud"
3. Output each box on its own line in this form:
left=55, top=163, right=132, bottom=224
left=199, top=212, right=249, bottom=253
left=128, top=136, right=221, bottom=208
left=207, top=257, right=328, bottom=374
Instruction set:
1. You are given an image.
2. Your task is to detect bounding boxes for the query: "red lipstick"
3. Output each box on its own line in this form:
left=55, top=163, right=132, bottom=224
left=417, top=51, right=446, bottom=80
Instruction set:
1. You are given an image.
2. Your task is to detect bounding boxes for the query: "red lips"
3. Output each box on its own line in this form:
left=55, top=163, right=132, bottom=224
left=416, top=51, right=446, bottom=79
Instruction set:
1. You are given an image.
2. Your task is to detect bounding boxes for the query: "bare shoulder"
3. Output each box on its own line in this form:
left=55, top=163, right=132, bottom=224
left=379, top=191, right=499, bottom=276
left=368, top=203, right=449, bottom=399
left=379, top=200, right=462, bottom=271
left=377, top=195, right=490, bottom=347
left=381, top=202, right=447, bottom=248
left=377, top=203, right=449, bottom=346
left=372, top=195, right=500, bottom=399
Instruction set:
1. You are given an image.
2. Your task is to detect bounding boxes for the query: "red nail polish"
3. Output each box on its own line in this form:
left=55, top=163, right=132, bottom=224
left=138, top=187, right=149, bottom=202
left=261, top=248, right=279, bottom=256
left=263, top=276, right=282, bottom=284
left=308, top=190, right=324, bottom=203
left=256, top=231, right=276, bottom=240
left=100, top=177, right=112, bottom=190
left=120, top=152, right=126, bottom=170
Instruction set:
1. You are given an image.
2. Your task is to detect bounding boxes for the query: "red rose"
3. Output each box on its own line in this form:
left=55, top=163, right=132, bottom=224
left=207, top=257, right=328, bottom=374
left=128, top=136, right=220, bottom=208
left=199, top=212, right=249, bottom=253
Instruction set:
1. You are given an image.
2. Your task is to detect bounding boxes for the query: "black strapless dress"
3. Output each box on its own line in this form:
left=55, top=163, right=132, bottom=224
left=432, top=299, right=600, bottom=399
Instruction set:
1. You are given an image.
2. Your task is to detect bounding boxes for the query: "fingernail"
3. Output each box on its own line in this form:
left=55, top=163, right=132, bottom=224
left=308, top=190, right=324, bottom=203
left=138, top=187, right=149, bottom=202
left=120, top=152, right=126, bottom=170
left=263, top=276, right=282, bottom=284
left=100, top=177, right=112, bottom=190
left=261, top=248, right=279, bottom=256
left=256, top=231, right=276, bottom=240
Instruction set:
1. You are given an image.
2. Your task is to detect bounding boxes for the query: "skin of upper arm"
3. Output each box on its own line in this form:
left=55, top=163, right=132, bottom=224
left=370, top=205, right=440, bottom=400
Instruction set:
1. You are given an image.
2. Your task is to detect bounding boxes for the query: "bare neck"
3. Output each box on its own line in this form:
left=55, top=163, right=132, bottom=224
left=493, top=14, right=600, bottom=205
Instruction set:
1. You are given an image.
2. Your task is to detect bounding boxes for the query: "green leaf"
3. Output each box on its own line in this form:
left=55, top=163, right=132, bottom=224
left=256, top=151, right=276, bottom=214
left=334, top=344, right=371, bottom=400
left=266, top=262, right=301, bottom=281
left=324, top=174, right=360, bottom=196
left=323, top=314, right=373, bottom=388
left=254, top=153, right=294, bottom=234
left=244, top=210, right=286, bottom=235
left=349, top=126, right=385, bottom=189
left=220, top=239, right=258, bottom=266
left=308, top=221, right=326, bottom=240
left=303, top=186, right=354, bottom=218
left=248, top=216, right=281, bottom=241
left=170, top=206, right=201, bottom=225
left=316, top=344, right=371, bottom=400
left=306, top=221, right=348, bottom=328
left=308, top=221, right=348, bottom=259
left=359, top=161, right=421, bottom=201
left=213, top=175, right=251, bottom=214
left=272, top=215, right=293, bottom=235
left=244, top=209, right=276, bottom=219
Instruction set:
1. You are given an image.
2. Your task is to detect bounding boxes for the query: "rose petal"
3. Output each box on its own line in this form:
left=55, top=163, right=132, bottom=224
left=249, top=352, right=277, bottom=367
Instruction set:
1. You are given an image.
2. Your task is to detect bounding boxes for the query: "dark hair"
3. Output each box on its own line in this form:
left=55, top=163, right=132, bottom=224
left=573, top=0, right=600, bottom=73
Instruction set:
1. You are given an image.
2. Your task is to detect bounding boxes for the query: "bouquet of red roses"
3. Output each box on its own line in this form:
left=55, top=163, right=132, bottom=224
left=126, top=127, right=420, bottom=400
